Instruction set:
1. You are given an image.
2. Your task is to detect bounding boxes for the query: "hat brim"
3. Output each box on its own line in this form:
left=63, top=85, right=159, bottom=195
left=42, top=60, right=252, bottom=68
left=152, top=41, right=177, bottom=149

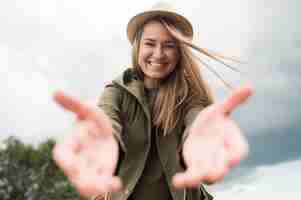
left=127, top=10, right=193, bottom=44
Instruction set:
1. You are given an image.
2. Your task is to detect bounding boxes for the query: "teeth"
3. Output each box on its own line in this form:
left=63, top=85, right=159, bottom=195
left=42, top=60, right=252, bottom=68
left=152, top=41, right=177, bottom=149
left=149, top=62, right=164, bottom=67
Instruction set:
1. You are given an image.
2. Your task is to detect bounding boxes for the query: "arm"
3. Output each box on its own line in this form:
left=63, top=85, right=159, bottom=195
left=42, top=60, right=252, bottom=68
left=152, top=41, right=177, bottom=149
left=52, top=89, right=123, bottom=197
left=178, top=107, right=204, bottom=153
left=97, top=84, right=126, bottom=152
left=173, top=85, right=253, bottom=188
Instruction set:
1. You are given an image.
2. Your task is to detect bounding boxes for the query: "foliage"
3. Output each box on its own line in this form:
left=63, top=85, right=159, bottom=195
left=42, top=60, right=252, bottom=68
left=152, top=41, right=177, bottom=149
left=0, top=136, right=87, bottom=200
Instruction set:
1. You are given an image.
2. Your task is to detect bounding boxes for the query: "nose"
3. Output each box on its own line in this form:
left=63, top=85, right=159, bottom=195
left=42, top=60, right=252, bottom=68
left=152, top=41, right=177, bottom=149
left=153, top=45, right=165, bottom=59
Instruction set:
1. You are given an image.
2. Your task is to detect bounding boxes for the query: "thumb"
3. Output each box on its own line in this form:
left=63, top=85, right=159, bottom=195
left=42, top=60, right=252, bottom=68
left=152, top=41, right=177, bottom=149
left=53, top=90, right=113, bottom=137
left=172, top=167, right=207, bottom=188
left=221, top=85, right=253, bottom=115
left=53, top=90, right=92, bottom=120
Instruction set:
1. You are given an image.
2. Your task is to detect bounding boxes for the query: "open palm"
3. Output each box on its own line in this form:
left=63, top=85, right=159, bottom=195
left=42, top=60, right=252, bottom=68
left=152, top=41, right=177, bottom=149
left=52, top=91, right=122, bottom=197
left=173, top=86, right=253, bottom=188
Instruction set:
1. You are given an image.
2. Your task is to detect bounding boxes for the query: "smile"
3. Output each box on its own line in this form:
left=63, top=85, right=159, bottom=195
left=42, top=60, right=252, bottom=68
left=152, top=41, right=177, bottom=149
left=148, top=62, right=167, bottom=67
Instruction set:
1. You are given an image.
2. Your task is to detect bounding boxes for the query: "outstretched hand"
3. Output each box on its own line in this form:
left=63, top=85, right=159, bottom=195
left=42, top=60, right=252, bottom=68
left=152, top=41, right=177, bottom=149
left=52, top=91, right=121, bottom=197
left=173, top=85, right=253, bottom=188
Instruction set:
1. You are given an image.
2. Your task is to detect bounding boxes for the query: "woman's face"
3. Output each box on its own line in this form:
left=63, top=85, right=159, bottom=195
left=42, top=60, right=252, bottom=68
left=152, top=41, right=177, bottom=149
left=138, top=20, right=179, bottom=81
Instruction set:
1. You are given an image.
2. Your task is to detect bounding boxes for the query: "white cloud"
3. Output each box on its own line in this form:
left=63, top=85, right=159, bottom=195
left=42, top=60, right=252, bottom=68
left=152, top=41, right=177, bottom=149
left=0, top=1, right=161, bottom=144
left=208, top=159, right=301, bottom=199
left=0, top=45, right=71, bottom=144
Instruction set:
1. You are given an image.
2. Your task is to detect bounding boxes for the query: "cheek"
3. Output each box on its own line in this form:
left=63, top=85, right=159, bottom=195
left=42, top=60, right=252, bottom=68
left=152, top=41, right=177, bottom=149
left=137, top=52, right=144, bottom=66
left=165, top=48, right=179, bottom=63
left=138, top=48, right=150, bottom=64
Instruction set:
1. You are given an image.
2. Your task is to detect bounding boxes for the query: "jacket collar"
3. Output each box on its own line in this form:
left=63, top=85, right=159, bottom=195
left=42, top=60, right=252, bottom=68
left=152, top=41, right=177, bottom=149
left=113, top=68, right=148, bottom=106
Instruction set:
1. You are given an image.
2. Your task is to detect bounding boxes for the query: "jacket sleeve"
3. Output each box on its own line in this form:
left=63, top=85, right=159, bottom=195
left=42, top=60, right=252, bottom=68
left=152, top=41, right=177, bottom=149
left=97, top=84, right=127, bottom=153
left=179, top=106, right=203, bottom=150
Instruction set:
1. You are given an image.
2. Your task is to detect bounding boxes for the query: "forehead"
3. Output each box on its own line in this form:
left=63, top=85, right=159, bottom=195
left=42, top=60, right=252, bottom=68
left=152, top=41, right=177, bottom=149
left=141, top=20, right=175, bottom=42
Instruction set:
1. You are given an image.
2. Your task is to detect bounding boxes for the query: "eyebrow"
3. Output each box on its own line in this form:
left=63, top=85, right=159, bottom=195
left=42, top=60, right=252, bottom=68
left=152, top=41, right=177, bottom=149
left=143, top=38, right=156, bottom=42
left=143, top=38, right=176, bottom=44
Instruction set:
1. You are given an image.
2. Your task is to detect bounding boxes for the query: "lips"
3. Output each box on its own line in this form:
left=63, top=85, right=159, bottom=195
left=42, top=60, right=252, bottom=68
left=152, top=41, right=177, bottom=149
left=148, top=61, right=167, bottom=68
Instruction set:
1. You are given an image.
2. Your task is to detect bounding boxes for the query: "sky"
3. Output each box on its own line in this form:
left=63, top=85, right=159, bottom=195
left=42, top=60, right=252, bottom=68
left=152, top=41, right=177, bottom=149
left=0, top=0, right=300, bottom=198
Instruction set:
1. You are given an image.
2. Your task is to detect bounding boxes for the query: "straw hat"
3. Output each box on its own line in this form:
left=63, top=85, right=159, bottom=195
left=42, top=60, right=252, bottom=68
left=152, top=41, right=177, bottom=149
left=126, top=2, right=193, bottom=44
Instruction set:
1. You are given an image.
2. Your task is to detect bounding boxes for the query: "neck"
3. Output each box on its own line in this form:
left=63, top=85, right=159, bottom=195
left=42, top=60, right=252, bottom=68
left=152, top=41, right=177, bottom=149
left=143, top=77, right=161, bottom=89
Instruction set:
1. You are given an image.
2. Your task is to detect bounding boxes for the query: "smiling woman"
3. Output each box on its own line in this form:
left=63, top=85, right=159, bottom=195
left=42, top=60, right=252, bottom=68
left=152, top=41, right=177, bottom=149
left=52, top=3, right=253, bottom=200
left=137, top=20, right=179, bottom=88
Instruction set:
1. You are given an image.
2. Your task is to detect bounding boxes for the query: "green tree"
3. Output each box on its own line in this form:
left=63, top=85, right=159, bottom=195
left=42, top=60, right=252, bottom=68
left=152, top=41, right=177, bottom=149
left=0, top=136, right=87, bottom=200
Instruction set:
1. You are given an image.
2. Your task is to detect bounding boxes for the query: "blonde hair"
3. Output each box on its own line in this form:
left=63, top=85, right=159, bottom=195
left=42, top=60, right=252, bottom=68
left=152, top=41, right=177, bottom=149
left=131, top=17, right=231, bottom=135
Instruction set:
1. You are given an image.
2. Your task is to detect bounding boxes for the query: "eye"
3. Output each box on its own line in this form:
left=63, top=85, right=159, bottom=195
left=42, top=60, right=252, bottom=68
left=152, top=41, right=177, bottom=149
left=144, top=42, right=155, bottom=47
left=164, top=42, right=176, bottom=49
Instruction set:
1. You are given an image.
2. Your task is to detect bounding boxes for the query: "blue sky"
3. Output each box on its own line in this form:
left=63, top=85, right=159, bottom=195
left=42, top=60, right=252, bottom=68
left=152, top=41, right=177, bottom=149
left=0, top=0, right=300, bottom=198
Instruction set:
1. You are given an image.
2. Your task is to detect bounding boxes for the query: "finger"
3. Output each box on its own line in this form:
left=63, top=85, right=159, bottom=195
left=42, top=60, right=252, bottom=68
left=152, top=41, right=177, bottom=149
left=224, top=129, right=249, bottom=168
left=71, top=172, right=122, bottom=197
left=202, top=166, right=229, bottom=183
left=195, top=146, right=229, bottom=183
left=108, top=176, right=123, bottom=192
left=71, top=175, right=107, bottom=197
left=53, top=90, right=93, bottom=120
left=54, top=91, right=113, bottom=137
left=202, top=152, right=229, bottom=183
left=92, top=173, right=122, bottom=193
left=221, top=85, right=253, bottom=115
left=173, top=167, right=207, bottom=188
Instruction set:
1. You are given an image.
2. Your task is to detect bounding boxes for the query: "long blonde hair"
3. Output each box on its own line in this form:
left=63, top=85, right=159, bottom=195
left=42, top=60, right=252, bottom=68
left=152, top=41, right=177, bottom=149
left=131, top=17, right=231, bottom=135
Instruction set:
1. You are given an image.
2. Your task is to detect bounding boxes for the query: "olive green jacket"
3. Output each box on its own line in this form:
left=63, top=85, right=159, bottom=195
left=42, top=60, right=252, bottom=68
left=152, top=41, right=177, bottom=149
left=96, top=68, right=213, bottom=200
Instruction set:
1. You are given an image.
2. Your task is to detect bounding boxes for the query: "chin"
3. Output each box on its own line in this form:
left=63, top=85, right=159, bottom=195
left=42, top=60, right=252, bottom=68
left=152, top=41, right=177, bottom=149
left=147, top=73, right=166, bottom=79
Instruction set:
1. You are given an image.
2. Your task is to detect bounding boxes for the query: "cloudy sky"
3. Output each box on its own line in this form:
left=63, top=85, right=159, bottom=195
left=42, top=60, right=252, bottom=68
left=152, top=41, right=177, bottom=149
left=1, top=0, right=300, bottom=198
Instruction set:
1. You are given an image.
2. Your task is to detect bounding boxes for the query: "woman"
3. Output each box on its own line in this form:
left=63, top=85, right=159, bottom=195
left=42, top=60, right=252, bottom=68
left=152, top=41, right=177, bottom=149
left=52, top=5, right=253, bottom=200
